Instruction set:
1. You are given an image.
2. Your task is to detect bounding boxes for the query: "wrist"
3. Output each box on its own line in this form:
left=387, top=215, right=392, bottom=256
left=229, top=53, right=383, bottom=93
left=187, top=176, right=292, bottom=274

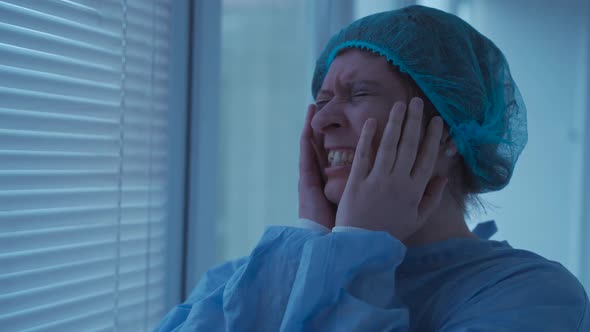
left=297, top=218, right=331, bottom=233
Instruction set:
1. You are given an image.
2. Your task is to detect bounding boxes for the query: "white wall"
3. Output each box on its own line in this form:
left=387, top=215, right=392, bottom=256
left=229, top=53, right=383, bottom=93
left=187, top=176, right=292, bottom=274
left=461, top=0, right=589, bottom=287
left=216, top=0, right=316, bottom=262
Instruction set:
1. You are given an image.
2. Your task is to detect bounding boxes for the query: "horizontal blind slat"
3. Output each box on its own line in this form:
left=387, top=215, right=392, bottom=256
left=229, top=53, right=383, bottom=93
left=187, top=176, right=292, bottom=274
left=0, top=169, right=167, bottom=190
left=0, top=87, right=119, bottom=119
left=0, top=265, right=165, bottom=317
left=0, top=108, right=168, bottom=135
left=0, top=0, right=102, bottom=28
left=0, top=150, right=119, bottom=170
left=101, top=4, right=170, bottom=34
left=0, top=186, right=167, bottom=211
left=23, top=310, right=113, bottom=332
left=0, top=224, right=119, bottom=254
left=0, top=43, right=119, bottom=82
left=0, top=292, right=115, bottom=332
left=0, top=2, right=120, bottom=48
left=0, top=250, right=165, bottom=294
left=0, top=204, right=168, bottom=232
left=0, top=274, right=117, bottom=316
left=0, top=237, right=166, bottom=275
left=0, top=129, right=118, bottom=153
left=12, top=282, right=167, bottom=332
left=0, top=119, right=168, bottom=155
left=0, top=108, right=118, bottom=136
left=0, top=149, right=168, bottom=171
left=0, top=22, right=120, bottom=67
left=128, top=67, right=169, bottom=86
left=0, top=64, right=119, bottom=100
left=0, top=221, right=167, bottom=253
left=0, top=278, right=165, bottom=332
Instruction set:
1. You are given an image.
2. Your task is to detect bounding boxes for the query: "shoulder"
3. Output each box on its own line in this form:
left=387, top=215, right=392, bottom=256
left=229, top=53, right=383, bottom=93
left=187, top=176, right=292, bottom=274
left=447, top=246, right=589, bottom=330
left=482, top=246, right=585, bottom=296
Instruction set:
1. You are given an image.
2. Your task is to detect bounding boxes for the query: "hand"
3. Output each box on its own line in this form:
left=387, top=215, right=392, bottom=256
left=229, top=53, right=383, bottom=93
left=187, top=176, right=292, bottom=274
left=335, top=98, right=448, bottom=240
left=298, top=104, right=337, bottom=230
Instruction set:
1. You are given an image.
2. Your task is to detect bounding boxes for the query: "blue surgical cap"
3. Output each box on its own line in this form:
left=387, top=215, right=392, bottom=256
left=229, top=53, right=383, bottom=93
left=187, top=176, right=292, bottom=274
left=312, top=5, right=528, bottom=193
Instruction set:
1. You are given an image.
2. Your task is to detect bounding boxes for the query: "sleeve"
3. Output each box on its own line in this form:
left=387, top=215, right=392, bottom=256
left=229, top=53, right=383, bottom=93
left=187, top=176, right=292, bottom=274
left=153, top=257, right=248, bottom=332
left=155, top=225, right=410, bottom=332
left=279, top=228, right=410, bottom=332
left=437, top=261, right=590, bottom=332
left=153, top=226, right=325, bottom=332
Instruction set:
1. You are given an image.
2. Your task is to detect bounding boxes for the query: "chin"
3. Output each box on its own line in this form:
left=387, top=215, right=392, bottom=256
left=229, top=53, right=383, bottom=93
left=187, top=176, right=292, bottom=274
left=324, top=177, right=347, bottom=205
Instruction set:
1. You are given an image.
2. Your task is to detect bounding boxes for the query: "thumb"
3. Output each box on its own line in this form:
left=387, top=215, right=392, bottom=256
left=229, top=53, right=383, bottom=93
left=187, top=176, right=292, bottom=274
left=417, top=176, right=448, bottom=222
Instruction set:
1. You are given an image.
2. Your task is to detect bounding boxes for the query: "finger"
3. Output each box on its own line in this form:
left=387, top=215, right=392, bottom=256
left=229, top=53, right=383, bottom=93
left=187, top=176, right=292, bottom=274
left=299, top=105, right=322, bottom=187
left=310, top=137, right=328, bottom=184
left=417, top=176, right=448, bottom=223
left=411, top=115, right=444, bottom=186
left=373, top=101, right=406, bottom=174
left=392, top=97, right=423, bottom=175
left=348, top=118, right=377, bottom=186
left=299, top=104, right=315, bottom=170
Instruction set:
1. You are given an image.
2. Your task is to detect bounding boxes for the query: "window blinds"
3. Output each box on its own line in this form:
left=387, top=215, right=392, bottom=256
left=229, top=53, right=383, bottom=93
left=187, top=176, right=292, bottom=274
left=0, top=0, right=172, bottom=331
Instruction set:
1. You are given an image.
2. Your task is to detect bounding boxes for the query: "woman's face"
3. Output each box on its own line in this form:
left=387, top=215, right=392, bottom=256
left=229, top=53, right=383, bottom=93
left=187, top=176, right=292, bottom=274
left=311, top=49, right=414, bottom=204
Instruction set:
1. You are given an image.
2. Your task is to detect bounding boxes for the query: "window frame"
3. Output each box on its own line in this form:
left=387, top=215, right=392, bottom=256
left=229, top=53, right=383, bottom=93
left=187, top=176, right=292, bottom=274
left=164, top=0, right=191, bottom=308
left=580, top=3, right=590, bottom=290
left=183, top=0, right=223, bottom=300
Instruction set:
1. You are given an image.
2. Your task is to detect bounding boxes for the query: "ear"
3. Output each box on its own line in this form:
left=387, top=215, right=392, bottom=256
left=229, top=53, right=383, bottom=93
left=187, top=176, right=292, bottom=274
left=440, top=128, right=458, bottom=157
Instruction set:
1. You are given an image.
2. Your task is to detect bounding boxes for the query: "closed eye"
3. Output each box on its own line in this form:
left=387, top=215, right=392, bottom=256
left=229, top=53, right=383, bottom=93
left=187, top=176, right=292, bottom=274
left=351, top=88, right=375, bottom=97
left=315, top=99, right=331, bottom=109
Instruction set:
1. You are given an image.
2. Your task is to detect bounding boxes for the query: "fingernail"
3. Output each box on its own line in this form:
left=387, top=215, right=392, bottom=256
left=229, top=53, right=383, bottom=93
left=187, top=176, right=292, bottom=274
left=393, top=102, right=406, bottom=115
left=411, top=103, right=423, bottom=116
left=412, top=97, right=424, bottom=108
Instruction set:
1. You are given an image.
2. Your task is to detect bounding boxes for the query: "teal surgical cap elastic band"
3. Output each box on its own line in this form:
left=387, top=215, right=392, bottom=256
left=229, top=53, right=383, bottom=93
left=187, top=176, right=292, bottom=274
left=312, top=5, right=528, bottom=193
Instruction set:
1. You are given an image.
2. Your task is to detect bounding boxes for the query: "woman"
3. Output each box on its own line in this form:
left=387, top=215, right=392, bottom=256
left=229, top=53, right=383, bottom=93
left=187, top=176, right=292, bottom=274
left=156, top=5, right=589, bottom=331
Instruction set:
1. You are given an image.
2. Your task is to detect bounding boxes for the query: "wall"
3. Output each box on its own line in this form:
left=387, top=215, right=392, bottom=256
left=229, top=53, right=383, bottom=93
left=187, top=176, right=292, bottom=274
left=461, top=0, right=589, bottom=287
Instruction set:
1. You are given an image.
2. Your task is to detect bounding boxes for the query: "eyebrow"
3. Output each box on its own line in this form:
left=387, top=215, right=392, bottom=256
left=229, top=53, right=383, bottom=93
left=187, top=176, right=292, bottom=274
left=316, top=79, right=382, bottom=99
left=348, top=80, right=382, bottom=90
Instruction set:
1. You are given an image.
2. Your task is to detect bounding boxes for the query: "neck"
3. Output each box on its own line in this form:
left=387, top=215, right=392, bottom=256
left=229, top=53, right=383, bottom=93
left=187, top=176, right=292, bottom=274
left=402, top=192, right=477, bottom=248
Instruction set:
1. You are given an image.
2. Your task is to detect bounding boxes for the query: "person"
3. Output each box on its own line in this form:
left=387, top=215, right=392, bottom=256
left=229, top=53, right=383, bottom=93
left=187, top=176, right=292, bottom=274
left=155, top=5, right=590, bottom=331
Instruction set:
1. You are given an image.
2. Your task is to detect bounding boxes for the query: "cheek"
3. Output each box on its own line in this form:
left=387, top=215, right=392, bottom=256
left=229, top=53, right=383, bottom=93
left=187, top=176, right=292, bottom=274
left=324, top=172, right=350, bottom=204
left=358, top=114, right=389, bottom=148
left=345, top=98, right=390, bottom=136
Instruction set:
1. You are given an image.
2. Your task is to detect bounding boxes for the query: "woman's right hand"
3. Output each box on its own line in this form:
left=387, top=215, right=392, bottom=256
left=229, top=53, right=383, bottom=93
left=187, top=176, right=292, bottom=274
left=298, top=104, right=336, bottom=230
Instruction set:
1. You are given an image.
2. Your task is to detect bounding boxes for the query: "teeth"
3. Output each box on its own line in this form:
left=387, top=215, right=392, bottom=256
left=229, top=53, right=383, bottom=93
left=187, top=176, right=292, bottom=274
left=328, top=150, right=355, bottom=166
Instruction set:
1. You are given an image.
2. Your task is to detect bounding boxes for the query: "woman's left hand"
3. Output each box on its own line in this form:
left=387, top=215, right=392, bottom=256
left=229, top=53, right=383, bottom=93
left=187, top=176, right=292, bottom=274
left=335, top=97, right=448, bottom=241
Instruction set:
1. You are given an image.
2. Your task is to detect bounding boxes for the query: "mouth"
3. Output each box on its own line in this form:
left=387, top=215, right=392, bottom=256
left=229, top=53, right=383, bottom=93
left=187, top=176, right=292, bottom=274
left=326, top=148, right=355, bottom=168
left=324, top=164, right=352, bottom=178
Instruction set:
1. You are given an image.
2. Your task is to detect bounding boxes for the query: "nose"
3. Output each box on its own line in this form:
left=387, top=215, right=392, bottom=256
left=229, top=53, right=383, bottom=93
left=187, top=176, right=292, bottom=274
left=310, top=103, right=346, bottom=134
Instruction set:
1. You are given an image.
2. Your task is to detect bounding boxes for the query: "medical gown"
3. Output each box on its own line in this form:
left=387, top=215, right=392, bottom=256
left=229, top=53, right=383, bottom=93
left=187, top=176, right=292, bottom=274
left=155, top=220, right=589, bottom=331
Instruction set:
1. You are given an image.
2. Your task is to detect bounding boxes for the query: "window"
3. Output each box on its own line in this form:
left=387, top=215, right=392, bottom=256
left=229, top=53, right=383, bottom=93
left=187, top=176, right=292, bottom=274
left=0, top=0, right=178, bottom=330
